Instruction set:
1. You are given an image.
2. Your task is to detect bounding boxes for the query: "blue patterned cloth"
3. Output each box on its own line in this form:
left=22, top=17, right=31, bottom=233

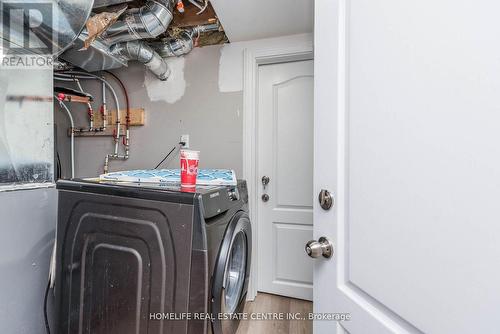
left=100, top=169, right=237, bottom=185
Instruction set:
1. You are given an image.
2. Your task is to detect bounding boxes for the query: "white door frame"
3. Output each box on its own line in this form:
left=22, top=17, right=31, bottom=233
left=242, top=35, right=314, bottom=301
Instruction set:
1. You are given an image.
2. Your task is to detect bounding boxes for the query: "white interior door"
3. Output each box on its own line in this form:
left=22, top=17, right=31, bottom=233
left=315, top=0, right=500, bottom=333
left=257, top=60, right=314, bottom=301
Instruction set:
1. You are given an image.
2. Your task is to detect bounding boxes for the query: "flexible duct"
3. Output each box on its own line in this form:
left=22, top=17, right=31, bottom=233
left=111, top=40, right=170, bottom=81
left=103, top=0, right=175, bottom=45
left=152, top=23, right=219, bottom=57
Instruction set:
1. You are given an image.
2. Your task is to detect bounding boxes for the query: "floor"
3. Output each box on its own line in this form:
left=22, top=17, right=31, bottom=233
left=236, top=293, right=313, bottom=334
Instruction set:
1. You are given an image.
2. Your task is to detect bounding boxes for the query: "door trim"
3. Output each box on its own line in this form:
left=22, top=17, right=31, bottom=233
left=242, top=34, right=314, bottom=301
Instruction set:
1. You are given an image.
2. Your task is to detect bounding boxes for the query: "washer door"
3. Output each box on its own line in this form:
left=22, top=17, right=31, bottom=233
left=211, top=211, right=252, bottom=334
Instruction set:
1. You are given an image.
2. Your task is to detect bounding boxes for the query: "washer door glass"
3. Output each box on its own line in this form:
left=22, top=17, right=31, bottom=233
left=223, top=231, right=247, bottom=314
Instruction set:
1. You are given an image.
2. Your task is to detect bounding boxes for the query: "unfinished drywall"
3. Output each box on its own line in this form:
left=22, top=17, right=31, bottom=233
left=55, top=44, right=244, bottom=178
left=0, top=187, right=57, bottom=334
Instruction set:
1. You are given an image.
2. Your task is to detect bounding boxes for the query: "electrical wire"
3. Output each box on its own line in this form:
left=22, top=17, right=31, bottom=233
left=56, top=151, right=62, bottom=180
left=154, top=139, right=187, bottom=169
left=55, top=95, right=75, bottom=179
left=43, top=279, right=51, bottom=334
left=154, top=145, right=178, bottom=169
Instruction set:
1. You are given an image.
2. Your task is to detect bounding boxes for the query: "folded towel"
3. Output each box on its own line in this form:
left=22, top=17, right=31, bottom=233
left=100, top=168, right=237, bottom=186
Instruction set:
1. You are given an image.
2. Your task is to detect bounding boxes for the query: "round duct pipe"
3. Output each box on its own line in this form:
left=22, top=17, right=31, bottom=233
left=0, top=0, right=94, bottom=56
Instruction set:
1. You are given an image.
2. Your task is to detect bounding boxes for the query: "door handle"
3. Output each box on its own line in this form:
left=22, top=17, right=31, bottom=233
left=305, top=237, right=334, bottom=259
left=318, top=189, right=333, bottom=210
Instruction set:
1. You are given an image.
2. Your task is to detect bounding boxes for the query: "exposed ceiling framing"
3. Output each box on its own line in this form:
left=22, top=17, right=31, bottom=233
left=94, top=0, right=229, bottom=46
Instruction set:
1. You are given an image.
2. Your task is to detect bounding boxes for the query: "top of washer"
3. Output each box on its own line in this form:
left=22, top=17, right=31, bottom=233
left=56, top=179, right=247, bottom=218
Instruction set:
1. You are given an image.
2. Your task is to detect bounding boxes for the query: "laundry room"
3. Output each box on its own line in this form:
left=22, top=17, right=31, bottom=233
left=1, top=0, right=316, bottom=333
left=3, top=0, right=500, bottom=334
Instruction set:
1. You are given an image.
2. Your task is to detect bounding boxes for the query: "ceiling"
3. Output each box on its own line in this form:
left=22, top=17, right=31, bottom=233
left=210, top=0, right=313, bottom=42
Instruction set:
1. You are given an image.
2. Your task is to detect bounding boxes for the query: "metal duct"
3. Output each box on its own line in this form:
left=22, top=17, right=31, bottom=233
left=60, top=33, right=127, bottom=72
left=110, top=40, right=170, bottom=80
left=152, top=23, right=219, bottom=58
left=93, top=0, right=133, bottom=9
left=0, top=0, right=94, bottom=56
left=103, top=0, right=175, bottom=45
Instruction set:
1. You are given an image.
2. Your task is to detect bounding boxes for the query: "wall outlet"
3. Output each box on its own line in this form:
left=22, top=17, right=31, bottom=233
left=180, top=134, right=189, bottom=148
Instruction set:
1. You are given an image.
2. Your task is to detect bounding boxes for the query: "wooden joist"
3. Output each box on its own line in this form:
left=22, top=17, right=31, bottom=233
left=172, top=1, right=219, bottom=28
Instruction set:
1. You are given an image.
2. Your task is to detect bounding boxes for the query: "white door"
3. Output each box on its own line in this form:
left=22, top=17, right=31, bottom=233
left=314, top=0, right=500, bottom=333
left=257, top=60, right=314, bottom=301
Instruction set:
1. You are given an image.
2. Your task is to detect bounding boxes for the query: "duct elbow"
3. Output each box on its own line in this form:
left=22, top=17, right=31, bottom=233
left=146, top=55, right=171, bottom=81
left=104, top=0, right=175, bottom=45
left=153, top=32, right=194, bottom=58
left=151, top=24, right=220, bottom=58
left=143, top=0, right=174, bottom=36
left=111, top=41, right=170, bottom=81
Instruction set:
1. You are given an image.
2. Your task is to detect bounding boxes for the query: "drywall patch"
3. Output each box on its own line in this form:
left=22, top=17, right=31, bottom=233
left=219, top=44, right=244, bottom=92
left=144, top=57, right=186, bottom=104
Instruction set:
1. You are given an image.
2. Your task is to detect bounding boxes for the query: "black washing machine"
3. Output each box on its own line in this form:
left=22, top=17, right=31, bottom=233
left=55, top=179, right=251, bottom=334
left=205, top=183, right=252, bottom=334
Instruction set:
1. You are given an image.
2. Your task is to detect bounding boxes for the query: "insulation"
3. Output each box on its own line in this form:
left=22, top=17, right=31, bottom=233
left=83, top=7, right=127, bottom=49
